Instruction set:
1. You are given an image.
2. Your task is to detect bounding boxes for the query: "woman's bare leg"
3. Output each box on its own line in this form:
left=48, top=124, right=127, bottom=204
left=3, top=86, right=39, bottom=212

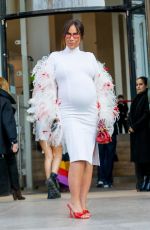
left=80, top=163, right=93, bottom=210
left=39, top=141, right=53, bottom=179
left=68, top=161, right=85, bottom=212
left=39, top=141, right=62, bottom=199
left=51, top=145, right=62, bottom=173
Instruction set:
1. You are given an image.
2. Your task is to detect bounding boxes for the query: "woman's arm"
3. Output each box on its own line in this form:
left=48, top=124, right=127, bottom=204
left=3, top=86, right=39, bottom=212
left=2, top=100, right=18, bottom=152
left=93, top=56, right=119, bottom=136
left=27, top=53, right=62, bottom=146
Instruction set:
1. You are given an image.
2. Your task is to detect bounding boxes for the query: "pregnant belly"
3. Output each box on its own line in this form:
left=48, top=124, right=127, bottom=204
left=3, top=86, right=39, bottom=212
left=62, top=81, right=97, bottom=110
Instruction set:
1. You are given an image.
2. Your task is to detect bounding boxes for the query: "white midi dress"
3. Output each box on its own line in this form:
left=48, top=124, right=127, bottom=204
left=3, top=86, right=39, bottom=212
left=46, top=46, right=99, bottom=165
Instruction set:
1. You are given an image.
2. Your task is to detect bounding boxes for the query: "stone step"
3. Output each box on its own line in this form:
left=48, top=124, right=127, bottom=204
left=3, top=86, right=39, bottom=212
left=33, top=172, right=45, bottom=181
left=116, top=149, right=131, bottom=161
left=93, top=160, right=135, bottom=175
left=114, top=134, right=134, bottom=177
left=32, top=159, right=44, bottom=170
left=117, top=133, right=130, bottom=142
left=116, top=134, right=130, bottom=160
left=113, top=162, right=135, bottom=176
left=32, top=149, right=43, bottom=159
left=117, top=154, right=130, bottom=162
left=114, top=176, right=136, bottom=184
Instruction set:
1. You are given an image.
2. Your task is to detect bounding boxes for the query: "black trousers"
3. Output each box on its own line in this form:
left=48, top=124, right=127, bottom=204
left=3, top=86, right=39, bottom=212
left=0, top=153, right=20, bottom=195
left=97, top=135, right=117, bottom=184
left=118, top=118, right=128, bottom=134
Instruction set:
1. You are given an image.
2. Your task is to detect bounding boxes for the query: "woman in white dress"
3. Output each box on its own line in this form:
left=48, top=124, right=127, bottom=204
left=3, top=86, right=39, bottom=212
left=28, top=19, right=118, bottom=218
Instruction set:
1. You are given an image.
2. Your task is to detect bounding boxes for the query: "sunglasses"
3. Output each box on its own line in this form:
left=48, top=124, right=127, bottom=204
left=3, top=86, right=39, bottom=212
left=65, top=32, right=80, bottom=39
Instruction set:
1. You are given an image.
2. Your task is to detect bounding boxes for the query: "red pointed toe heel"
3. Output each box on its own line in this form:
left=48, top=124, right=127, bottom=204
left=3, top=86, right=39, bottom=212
left=83, top=209, right=91, bottom=217
left=67, top=204, right=90, bottom=219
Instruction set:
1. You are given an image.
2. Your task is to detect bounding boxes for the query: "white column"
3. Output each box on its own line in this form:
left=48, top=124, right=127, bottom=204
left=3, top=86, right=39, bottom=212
left=25, top=14, right=50, bottom=189
left=112, top=13, right=123, bottom=95
left=123, top=14, right=131, bottom=101
left=20, top=0, right=33, bottom=189
left=0, top=29, right=2, bottom=76
left=6, top=0, right=16, bottom=14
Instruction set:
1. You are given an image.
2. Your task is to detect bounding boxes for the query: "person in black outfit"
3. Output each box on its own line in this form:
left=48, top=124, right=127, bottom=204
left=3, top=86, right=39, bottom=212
left=97, top=121, right=118, bottom=188
left=0, top=77, right=25, bottom=200
left=128, top=76, right=150, bottom=192
left=117, top=94, right=128, bottom=133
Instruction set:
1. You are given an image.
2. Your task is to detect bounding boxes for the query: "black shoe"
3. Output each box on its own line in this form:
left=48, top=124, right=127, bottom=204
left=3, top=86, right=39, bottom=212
left=137, top=176, right=148, bottom=192
left=47, top=188, right=61, bottom=199
left=145, top=177, right=150, bottom=191
left=12, top=190, right=26, bottom=200
left=141, top=178, right=147, bottom=191
left=53, top=176, right=60, bottom=191
left=47, top=176, right=61, bottom=199
left=103, top=183, right=112, bottom=188
left=50, top=172, right=60, bottom=191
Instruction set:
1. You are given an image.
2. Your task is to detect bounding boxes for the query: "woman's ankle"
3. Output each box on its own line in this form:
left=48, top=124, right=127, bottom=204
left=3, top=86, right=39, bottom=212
left=69, top=200, right=83, bottom=212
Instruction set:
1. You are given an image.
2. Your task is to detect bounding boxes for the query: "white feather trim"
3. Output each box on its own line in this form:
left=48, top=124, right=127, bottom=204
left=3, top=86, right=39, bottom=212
left=95, top=62, right=119, bottom=135
left=27, top=55, right=63, bottom=146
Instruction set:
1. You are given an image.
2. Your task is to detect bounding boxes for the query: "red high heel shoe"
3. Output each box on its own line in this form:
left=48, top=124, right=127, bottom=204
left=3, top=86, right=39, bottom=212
left=83, top=209, right=91, bottom=217
left=67, top=204, right=90, bottom=219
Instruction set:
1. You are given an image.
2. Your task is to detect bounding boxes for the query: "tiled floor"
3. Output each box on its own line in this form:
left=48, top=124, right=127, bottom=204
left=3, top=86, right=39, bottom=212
left=0, top=189, right=150, bottom=230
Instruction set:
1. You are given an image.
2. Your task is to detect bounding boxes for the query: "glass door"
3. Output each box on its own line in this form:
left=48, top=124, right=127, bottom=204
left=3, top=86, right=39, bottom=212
left=127, top=3, right=148, bottom=97
left=131, top=5, right=148, bottom=78
left=6, top=18, right=33, bottom=189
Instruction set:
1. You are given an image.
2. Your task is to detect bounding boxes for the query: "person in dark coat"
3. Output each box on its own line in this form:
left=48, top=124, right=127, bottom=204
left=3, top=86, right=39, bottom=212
left=0, top=77, right=25, bottom=200
left=117, top=94, right=128, bottom=133
left=128, top=76, right=150, bottom=191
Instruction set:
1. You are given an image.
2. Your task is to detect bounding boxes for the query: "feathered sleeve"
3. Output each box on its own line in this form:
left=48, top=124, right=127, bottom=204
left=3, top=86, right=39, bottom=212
left=94, top=59, right=119, bottom=136
left=27, top=54, right=62, bottom=146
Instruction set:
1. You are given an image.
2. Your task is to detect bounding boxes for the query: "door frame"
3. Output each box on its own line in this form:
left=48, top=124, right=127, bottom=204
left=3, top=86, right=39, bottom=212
left=0, top=0, right=147, bottom=189
left=1, top=1, right=145, bottom=91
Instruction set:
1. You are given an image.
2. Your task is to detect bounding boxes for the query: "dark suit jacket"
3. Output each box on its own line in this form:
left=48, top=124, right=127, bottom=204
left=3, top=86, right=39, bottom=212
left=0, top=88, right=17, bottom=155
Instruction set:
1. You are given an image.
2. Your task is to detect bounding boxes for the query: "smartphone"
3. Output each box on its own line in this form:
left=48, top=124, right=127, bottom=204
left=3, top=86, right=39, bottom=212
left=51, top=119, right=58, bottom=132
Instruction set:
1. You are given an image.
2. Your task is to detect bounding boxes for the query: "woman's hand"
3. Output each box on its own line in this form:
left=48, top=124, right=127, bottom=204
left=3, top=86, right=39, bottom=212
left=97, top=120, right=107, bottom=132
left=11, top=143, right=19, bottom=153
left=99, top=127, right=107, bottom=132
left=128, top=127, right=134, bottom=134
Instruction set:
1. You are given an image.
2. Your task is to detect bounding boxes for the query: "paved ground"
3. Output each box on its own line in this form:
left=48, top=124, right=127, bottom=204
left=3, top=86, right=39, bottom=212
left=0, top=188, right=150, bottom=230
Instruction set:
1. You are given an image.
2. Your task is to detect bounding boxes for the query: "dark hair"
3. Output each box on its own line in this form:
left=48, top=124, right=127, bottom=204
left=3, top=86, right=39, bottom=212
left=117, top=94, right=124, bottom=99
left=63, top=19, right=84, bottom=39
left=137, top=76, right=148, bottom=86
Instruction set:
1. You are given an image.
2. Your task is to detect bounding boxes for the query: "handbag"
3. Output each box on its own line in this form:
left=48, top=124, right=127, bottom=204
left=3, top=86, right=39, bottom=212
left=96, top=130, right=112, bottom=144
left=96, top=120, right=112, bottom=144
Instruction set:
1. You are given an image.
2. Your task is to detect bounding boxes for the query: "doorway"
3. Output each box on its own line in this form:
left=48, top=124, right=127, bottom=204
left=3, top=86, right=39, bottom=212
left=5, top=5, right=148, bottom=189
left=5, top=12, right=130, bottom=189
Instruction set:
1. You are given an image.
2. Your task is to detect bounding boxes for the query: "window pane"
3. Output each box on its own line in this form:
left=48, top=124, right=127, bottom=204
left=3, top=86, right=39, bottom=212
left=6, top=0, right=126, bottom=15
left=132, top=0, right=144, bottom=6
